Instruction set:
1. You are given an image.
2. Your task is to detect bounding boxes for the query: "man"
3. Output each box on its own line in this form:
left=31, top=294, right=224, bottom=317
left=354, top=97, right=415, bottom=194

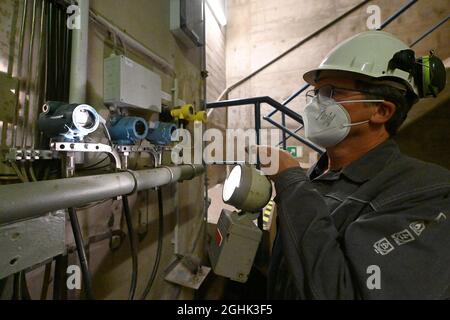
left=265, top=31, right=450, bottom=299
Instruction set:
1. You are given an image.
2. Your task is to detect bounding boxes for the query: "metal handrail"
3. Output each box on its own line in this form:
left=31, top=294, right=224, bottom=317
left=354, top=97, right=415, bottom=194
left=207, top=96, right=304, bottom=123
left=206, top=96, right=324, bottom=153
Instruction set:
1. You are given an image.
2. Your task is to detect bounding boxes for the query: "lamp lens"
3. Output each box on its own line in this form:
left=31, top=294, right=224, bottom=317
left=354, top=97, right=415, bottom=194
left=222, top=165, right=242, bottom=202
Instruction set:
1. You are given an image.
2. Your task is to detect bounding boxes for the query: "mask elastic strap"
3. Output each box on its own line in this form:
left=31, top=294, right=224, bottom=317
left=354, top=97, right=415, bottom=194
left=337, top=99, right=385, bottom=104
left=342, top=120, right=370, bottom=128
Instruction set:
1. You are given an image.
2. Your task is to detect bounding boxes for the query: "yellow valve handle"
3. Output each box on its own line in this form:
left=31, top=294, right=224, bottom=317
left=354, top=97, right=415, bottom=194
left=171, top=104, right=194, bottom=120
left=171, top=105, right=207, bottom=123
left=189, top=111, right=207, bottom=123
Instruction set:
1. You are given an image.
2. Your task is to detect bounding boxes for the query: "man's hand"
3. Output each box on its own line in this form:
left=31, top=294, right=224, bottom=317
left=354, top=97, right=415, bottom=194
left=251, top=145, right=300, bottom=181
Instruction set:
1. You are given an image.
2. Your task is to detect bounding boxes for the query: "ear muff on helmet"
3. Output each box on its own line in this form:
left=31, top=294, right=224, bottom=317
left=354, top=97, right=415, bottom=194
left=416, top=53, right=446, bottom=98
left=389, top=49, right=447, bottom=99
left=389, top=49, right=416, bottom=74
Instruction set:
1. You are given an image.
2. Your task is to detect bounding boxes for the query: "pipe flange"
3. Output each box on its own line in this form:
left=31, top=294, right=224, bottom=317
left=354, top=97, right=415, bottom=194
left=160, top=166, right=175, bottom=182
left=184, top=164, right=198, bottom=180
left=119, top=169, right=139, bottom=195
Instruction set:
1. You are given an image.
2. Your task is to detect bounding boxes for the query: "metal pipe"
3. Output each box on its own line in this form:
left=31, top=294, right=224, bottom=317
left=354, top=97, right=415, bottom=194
left=7, top=1, right=20, bottom=77
left=0, top=165, right=204, bottom=225
left=46, top=1, right=55, bottom=100
left=254, top=103, right=261, bottom=169
left=55, top=4, right=61, bottom=99
left=32, top=0, right=47, bottom=151
left=63, top=15, right=72, bottom=101
left=89, top=9, right=176, bottom=77
left=22, top=0, right=38, bottom=149
left=201, top=0, right=209, bottom=257
left=281, top=113, right=287, bottom=150
left=13, top=0, right=28, bottom=148
left=69, top=0, right=89, bottom=103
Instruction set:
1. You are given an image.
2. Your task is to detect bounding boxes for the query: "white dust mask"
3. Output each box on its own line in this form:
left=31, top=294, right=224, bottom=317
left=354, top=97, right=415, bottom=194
left=302, top=95, right=384, bottom=148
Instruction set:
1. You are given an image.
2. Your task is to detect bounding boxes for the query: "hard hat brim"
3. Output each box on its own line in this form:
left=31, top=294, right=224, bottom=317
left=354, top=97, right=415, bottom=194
left=303, top=68, right=378, bottom=86
left=303, top=68, right=416, bottom=99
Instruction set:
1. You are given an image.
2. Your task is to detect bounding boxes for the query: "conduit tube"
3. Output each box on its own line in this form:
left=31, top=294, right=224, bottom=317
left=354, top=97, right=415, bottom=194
left=89, top=9, right=175, bottom=77
left=69, top=0, right=89, bottom=103
left=0, top=164, right=204, bottom=225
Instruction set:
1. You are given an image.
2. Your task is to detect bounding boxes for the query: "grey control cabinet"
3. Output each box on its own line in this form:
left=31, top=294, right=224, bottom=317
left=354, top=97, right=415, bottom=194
left=208, top=209, right=262, bottom=283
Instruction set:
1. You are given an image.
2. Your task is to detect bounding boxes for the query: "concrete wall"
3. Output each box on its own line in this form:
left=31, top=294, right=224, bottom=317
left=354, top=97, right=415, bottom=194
left=224, top=0, right=450, bottom=166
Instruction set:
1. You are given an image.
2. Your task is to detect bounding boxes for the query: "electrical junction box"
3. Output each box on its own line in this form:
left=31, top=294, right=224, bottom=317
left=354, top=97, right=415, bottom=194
left=170, top=0, right=204, bottom=47
left=208, top=209, right=262, bottom=283
left=104, top=55, right=162, bottom=112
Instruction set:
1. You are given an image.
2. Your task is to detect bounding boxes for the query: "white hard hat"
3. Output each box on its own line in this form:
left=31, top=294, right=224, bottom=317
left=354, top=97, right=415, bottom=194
left=303, top=31, right=419, bottom=98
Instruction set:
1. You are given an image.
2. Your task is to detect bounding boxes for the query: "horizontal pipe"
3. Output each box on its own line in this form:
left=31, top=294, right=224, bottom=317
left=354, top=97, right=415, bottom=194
left=0, top=165, right=204, bottom=225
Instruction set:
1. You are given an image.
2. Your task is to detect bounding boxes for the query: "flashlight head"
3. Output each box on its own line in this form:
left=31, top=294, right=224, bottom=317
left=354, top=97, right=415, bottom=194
left=222, top=164, right=272, bottom=212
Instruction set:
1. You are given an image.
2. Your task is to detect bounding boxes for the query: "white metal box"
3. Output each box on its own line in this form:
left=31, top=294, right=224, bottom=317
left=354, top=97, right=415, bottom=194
left=104, top=55, right=162, bottom=112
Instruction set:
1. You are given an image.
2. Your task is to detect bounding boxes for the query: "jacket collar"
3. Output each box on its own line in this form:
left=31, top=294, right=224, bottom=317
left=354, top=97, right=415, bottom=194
left=308, top=139, right=401, bottom=183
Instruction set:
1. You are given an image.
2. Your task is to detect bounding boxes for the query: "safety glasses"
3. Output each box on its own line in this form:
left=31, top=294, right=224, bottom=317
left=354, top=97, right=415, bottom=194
left=305, top=84, right=385, bottom=104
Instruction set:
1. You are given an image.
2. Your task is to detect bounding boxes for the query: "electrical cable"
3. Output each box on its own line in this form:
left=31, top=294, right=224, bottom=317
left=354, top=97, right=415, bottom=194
left=20, top=272, right=31, bottom=300
left=20, top=165, right=30, bottom=182
left=68, top=207, right=94, bottom=300
left=9, top=162, right=26, bottom=182
left=76, top=198, right=112, bottom=210
left=12, top=273, right=21, bottom=300
left=140, top=187, right=164, bottom=300
left=29, top=164, right=38, bottom=182
left=40, top=261, right=52, bottom=300
left=122, top=195, right=138, bottom=300
left=81, top=156, right=109, bottom=170
left=80, top=163, right=112, bottom=171
left=101, top=122, right=114, bottom=147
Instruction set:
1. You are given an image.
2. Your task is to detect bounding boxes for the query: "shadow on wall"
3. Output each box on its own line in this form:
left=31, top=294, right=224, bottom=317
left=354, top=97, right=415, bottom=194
left=396, top=99, right=450, bottom=170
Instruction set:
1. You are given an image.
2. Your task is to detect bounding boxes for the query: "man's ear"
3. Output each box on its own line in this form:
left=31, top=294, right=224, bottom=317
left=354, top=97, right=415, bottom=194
left=370, top=101, right=396, bottom=124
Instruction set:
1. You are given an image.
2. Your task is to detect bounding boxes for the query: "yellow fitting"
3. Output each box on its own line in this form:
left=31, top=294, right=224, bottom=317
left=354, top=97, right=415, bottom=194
left=171, top=104, right=194, bottom=120
left=190, top=111, right=207, bottom=123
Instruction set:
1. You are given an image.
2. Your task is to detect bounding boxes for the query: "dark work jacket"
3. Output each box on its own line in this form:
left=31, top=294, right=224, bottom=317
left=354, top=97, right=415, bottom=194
left=267, top=139, right=450, bottom=299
